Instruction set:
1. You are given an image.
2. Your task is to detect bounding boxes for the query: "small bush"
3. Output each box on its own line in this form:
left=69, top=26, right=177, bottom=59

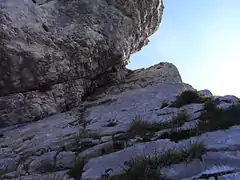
left=185, top=141, right=206, bottom=163
left=68, top=156, right=87, bottom=179
left=199, top=103, right=240, bottom=132
left=128, top=116, right=168, bottom=141
left=160, top=101, right=168, bottom=109
left=159, top=102, right=240, bottom=141
left=170, top=110, right=190, bottom=128
left=101, top=135, right=126, bottom=155
left=128, top=112, right=190, bottom=142
left=105, top=119, right=118, bottom=127
left=112, top=134, right=126, bottom=151
left=170, top=90, right=205, bottom=108
left=158, top=129, right=200, bottom=142
left=75, top=129, right=100, bottom=152
left=118, top=142, right=206, bottom=180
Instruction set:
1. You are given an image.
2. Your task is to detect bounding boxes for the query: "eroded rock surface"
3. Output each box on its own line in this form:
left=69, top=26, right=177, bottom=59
left=1, top=76, right=240, bottom=179
left=1, top=0, right=240, bottom=180
left=0, top=0, right=164, bottom=127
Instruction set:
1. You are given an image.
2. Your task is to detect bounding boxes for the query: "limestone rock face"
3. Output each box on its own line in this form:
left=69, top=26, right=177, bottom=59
left=85, top=62, right=189, bottom=100
left=1, top=1, right=240, bottom=180
left=0, top=0, right=164, bottom=127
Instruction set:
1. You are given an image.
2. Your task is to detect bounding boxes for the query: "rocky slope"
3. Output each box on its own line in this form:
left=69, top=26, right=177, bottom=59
left=1, top=61, right=240, bottom=180
left=1, top=0, right=240, bottom=180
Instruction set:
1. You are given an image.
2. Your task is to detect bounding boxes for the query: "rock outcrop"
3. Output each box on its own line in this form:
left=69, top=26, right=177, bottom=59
left=1, top=0, right=240, bottom=180
left=0, top=0, right=164, bottom=127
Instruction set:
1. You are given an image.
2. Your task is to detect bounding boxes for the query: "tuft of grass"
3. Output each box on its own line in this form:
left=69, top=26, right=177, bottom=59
left=170, top=90, right=206, bottom=108
left=105, top=119, right=118, bottom=127
left=112, top=134, right=126, bottom=151
left=128, top=112, right=190, bottom=142
left=159, top=101, right=240, bottom=142
left=74, top=129, right=100, bottom=153
left=127, top=116, right=165, bottom=142
left=118, top=142, right=206, bottom=180
left=170, top=111, right=190, bottom=128
left=185, top=141, right=206, bottom=163
left=101, top=134, right=126, bottom=156
left=199, top=102, right=240, bottom=132
left=158, top=129, right=200, bottom=142
left=160, top=101, right=169, bottom=109
left=68, top=156, right=87, bottom=179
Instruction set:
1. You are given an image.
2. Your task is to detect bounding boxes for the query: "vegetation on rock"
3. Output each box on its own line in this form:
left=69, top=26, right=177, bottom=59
left=117, top=141, right=206, bottom=180
left=170, top=90, right=207, bottom=108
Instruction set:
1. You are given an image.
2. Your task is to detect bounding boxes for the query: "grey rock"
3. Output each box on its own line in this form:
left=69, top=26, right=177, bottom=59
left=217, top=102, right=234, bottom=110
left=81, top=139, right=176, bottom=180
left=0, top=0, right=164, bottom=127
left=15, top=170, right=73, bottom=180
left=56, top=151, right=76, bottom=169
left=219, top=172, right=240, bottom=180
left=28, top=151, right=57, bottom=173
left=82, top=125, right=240, bottom=180
left=0, top=158, right=17, bottom=176
left=180, top=103, right=204, bottom=120
left=199, top=89, right=213, bottom=97
left=86, top=83, right=191, bottom=136
left=91, top=62, right=187, bottom=98
left=219, top=95, right=240, bottom=103
left=161, top=159, right=206, bottom=180
left=1, top=0, right=240, bottom=179
left=78, top=141, right=114, bottom=160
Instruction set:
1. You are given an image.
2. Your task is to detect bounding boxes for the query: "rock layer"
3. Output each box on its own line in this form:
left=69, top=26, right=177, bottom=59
left=0, top=0, right=164, bottom=127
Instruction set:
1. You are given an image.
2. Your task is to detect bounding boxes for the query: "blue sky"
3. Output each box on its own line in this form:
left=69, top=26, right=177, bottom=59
left=127, top=0, right=240, bottom=97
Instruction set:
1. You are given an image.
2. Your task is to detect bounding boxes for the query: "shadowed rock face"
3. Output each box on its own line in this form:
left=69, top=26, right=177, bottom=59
left=0, top=0, right=164, bottom=127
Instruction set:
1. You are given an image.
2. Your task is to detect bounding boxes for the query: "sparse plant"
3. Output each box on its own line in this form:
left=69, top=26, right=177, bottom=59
left=127, top=116, right=163, bottom=141
left=118, top=141, right=206, bottom=180
left=170, top=90, right=205, bottom=108
left=112, top=134, right=126, bottom=151
left=157, top=112, right=172, bottom=116
left=170, top=110, right=190, bottom=128
left=184, top=141, right=206, bottom=163
left=128, top=112, right=190, bottom=142
left=160, top=101, right=168, bottom=109
left=199, top=103, right=240, bottom=132
left=101, top=168, right=114, bottom=180
left=101, top=135, right=126, bottom=155
left=105, top=119, right=118, bottom=127
left=119, top=153, right=166, bottom=180
left=68, top=156, right=87, bottom=179
left=74, top=129, right=100, bottom=152
left=161, top=101, right=240, bottom=141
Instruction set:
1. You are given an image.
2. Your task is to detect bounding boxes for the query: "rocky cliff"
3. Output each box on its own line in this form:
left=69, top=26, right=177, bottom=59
left=1, top=0, right=240, bottom=180
left=0, top=0, right=164, bottom=127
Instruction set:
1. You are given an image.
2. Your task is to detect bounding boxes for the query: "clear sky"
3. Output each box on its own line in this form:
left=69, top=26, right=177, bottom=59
left=127, top=0, right=240, bottom=97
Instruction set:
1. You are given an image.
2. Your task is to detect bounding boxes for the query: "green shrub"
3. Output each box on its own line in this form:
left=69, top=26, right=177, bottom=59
left=159, top=101, right=240, bottom=141
left=101, top=135, right=126, bottom=155
left=158, top=129, right=200, bottom=142
left=128, top=112, right=190, bottom=142
left=118, top=142, right=206, bottom=180
left=170, top=90, right=205, bottom=108
left=105, top=119, right=118, bottom=127
left=199, top=103, right=240, bottom=132
left=112, top=134, right=126, bottom=151
left=68, top=156, right=87, bottom=179
left=170, top=110, right=190, bottom=128
left=160, top=101, right=169, bottom=109
left=128, top=116, right=161, bottom=138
